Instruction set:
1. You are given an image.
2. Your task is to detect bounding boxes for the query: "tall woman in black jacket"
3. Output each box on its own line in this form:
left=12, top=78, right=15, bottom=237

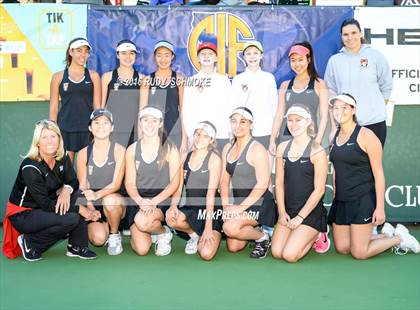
left=3, top=120, right=98, bottom=261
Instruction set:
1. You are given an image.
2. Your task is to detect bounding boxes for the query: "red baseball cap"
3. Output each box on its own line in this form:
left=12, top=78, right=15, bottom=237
left=197, top=42, right=217, bottom=55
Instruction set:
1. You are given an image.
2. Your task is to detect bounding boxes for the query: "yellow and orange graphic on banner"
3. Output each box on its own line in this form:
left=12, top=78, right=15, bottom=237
left=0, top=6, right=51, bottom=101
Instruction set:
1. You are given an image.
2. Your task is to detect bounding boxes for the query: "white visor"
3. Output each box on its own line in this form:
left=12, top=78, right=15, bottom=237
left=194, top=122, right=216, bottom=139
left=139, top=107, right=163, bottom=119
left=117, top=42, right=138, bottom=53
left=329, top=94, right=357, bottom=107
left=230, top=108, right=254, bottom=122
left=70, top=39, right=91, bottom=50
left=285, top=106, right=312, bottom=120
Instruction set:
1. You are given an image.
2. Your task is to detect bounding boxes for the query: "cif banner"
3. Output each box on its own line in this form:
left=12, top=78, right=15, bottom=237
left=88, top=7, right=353, bottom=85
left=355, top=7, right=420, bottom=106
left=0, top=4, right=87, bottom=102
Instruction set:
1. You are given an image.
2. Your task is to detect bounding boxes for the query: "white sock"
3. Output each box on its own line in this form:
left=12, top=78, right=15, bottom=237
left=256, top=231, right=269, bottom=243
left=189, top=232, right=199, bottom=240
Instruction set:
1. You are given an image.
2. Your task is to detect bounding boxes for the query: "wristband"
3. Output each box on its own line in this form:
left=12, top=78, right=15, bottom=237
left=63, top=184, right=74, bottom=194
left=297, top=214, right=304, bottom=220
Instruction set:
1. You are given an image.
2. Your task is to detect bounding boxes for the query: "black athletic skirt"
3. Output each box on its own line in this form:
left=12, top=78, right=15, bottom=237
left=179, top=205, right=223, bottom=236
left=61, top=130, right=90, bottom=152
left=328, top=190, right=376, bottom=225
left=287, top=202, right=327, bottom=232
left=234, top=190, right=278, bottom=227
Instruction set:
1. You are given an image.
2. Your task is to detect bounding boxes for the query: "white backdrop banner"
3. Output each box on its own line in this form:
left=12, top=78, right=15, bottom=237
left=356, top=7, right=420, bottom=106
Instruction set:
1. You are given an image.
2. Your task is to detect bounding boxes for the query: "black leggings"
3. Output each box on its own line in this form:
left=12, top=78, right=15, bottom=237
left=365, top=121, right=387, bottom=147
left=9, top=209, right=88, bottom=253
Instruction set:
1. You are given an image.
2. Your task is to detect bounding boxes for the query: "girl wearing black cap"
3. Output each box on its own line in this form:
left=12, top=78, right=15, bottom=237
left=77, top=109, right=126, bottom=256
left=329, top=94, right=419, bottom=258
left=140, top=40, right=185, bottom=152
left=101, top=40, right=143, bottom=148
left=125, top=106, right=181, bottom=256
left=166, top=121, right=223, bottom=260
left=220, top=107, right=277, bottom=259
left=270, top=41, right=328, bottom=152
left=50, top=38, right=101, bottom=162
left=3, top=120, right=97, bottom=261
left=271, top=105, right=328, bottom=263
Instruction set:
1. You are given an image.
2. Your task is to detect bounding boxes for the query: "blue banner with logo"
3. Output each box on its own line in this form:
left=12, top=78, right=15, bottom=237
left=87, top=7, right=353, bottom=85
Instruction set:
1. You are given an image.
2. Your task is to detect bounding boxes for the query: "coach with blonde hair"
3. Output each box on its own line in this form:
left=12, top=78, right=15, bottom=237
left=2, top=120, right=98, bottom=261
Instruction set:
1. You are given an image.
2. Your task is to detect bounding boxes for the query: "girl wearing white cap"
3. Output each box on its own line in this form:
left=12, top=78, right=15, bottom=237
left=270, top=41, right=328, bottom=153
left=271, top=105, right=328, bottom=263
left=77, top=109, right=126, bottom=256
left=329, top=93, right=419, bottom=258
left=50, top=37, right=101, bottom=162
left=125, top=106, right=181, bottom=256
left=140, top=40, right=185, bottom=151
left=166, top=121, right=223, bottom=260
left=221, top=107, right=277, bottom=259
left=182, top=40, right=234, bottom=154
left=101, top=39, right=143, bottom=148
left=231, top=40, right=277, bottom=150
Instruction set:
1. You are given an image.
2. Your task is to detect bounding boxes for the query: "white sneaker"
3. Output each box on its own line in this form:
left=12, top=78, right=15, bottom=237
left=185, top=237, right=199, bottom=255
left=107, top=232, right=123, bottom=256
left=395, top=224, right=420, bottom=254
left=381, top=223, right=395, bottom=238
left=155, top=226, right=173, bottom=256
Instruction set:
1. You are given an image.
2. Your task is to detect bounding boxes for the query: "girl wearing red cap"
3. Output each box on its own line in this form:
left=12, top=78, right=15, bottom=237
left=77, top=109, right=126, bottom=256
left=140, top=40, right=185, bottom=152
left=271, top=105, right=328, bottom=263
left=269, top=41, right=328, bottom=153
left=101, top=40, right=143, bottom=148
left=50, top=38, right=101, bottom=162
left=182, top=40, right=234, bottom=154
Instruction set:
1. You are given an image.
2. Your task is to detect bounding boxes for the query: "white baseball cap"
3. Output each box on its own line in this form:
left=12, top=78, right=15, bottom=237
left=285, top=105, right=312, bottom=120
left=329, top=93, right=357, bottom=107
left=139, top=106, right=163, bottom=119
left=69, top=38, right=91, bottom=50
left=194, top=121, right=217, bottom=139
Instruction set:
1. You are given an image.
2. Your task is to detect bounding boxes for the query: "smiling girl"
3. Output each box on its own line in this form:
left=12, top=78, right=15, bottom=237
left=49, top=38, right=101, bottom=162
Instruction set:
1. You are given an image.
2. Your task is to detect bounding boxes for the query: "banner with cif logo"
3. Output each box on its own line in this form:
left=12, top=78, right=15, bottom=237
left=0, top=4, right=87, bottom=102
left=88, top=7, right=353, bottom=84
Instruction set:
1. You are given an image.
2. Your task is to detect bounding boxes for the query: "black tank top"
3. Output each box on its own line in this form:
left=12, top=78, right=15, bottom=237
left=87, top=141, right=116, bottom=190
left=285, top=77, right=319, bottom=130
left=330, top=125, right=374, bottom=201
left=226, top=139, right=261, bottom=205
left=183, top=151, right=214, bottom=207
left=147, top=71, right=181, bottom=139
left=134, top=141, right=170, bottom=198
left=283, top=139, right=323, bottom=211
left=106, top=68, right=141, bottom=101
left=58, top=68, right=93, bottom=132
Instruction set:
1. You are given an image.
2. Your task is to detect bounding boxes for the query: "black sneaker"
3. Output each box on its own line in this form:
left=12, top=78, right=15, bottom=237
left=249, top=238, right=271, bottom=259
left=66, top=245, right=97, bottom=260
left=17, top=235, right=42, bottom=262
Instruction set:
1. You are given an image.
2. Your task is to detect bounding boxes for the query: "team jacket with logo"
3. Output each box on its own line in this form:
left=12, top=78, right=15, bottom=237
left=8, top=155, right=79, bottom=212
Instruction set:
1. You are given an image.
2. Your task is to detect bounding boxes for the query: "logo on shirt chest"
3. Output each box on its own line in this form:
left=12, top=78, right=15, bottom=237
left=113, top=83, right=120, bottom=91
left=151, top=87, right=156, bottom=95
left=59, top=165, right=64, bottom=172
left=63, top=82, right=69, bottom=92
left=286, top=92, right=291, bottom=101
left=360, top=58, right=369, bottom=68
left=241, top=83, right=249, bottom=92
left=88, top=165, right=93, bottom=175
